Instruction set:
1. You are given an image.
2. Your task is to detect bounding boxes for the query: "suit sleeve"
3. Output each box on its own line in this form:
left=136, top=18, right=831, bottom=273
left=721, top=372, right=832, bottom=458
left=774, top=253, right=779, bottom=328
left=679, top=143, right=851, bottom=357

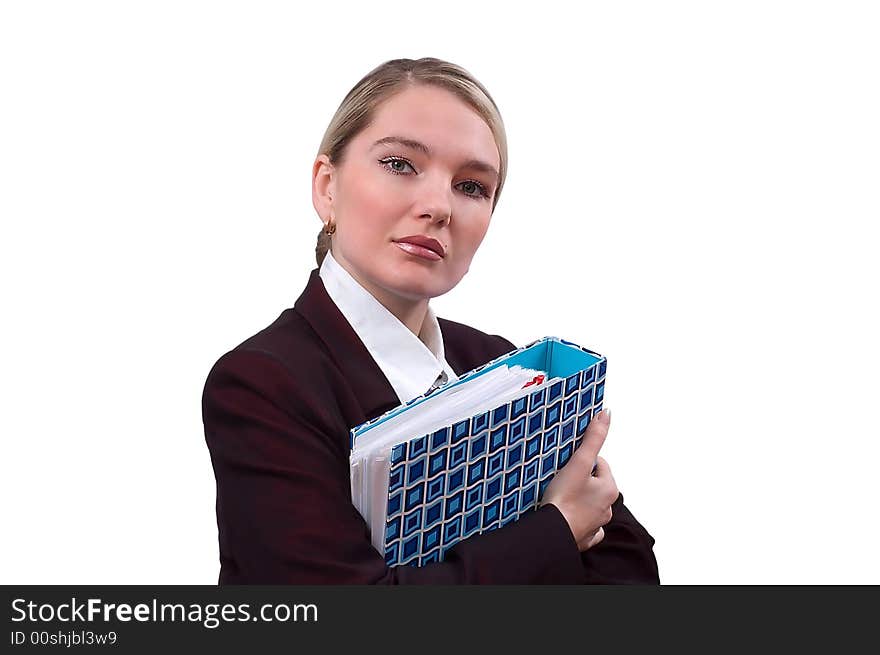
left=580, top=493, right=660, bottom=584
left=202, top=349, right=586, bottom=584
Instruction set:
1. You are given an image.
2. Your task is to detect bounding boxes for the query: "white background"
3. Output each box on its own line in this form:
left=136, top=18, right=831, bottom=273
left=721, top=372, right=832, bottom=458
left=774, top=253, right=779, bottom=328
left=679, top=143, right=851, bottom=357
left=2, top=1, right=878, bottom=584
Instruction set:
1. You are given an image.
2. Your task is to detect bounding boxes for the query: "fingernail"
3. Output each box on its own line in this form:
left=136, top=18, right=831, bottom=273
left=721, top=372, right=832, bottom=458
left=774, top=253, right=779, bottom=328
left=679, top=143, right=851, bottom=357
left=600, top=408, right=611, bottom=423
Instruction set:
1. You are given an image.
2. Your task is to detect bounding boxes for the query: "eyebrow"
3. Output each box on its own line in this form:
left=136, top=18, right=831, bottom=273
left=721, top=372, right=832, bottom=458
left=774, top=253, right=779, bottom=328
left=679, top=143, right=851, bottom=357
left=370, top=135, right=499, bottom=184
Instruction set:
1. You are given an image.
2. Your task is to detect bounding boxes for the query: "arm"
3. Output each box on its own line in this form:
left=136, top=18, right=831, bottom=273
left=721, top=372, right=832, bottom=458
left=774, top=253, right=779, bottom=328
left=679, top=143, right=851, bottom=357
left=202, top=349, right=586, bottom=584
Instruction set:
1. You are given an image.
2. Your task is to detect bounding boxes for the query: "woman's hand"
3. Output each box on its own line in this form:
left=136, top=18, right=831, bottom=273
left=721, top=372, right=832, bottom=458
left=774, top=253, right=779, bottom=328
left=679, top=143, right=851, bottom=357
left=539, top=409, right=619, bottom=552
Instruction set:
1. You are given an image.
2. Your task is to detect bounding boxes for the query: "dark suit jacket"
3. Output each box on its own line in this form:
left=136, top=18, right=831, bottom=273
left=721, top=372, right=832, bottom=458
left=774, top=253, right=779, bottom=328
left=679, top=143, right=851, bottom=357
left=202, top=268, right=660, bottom=584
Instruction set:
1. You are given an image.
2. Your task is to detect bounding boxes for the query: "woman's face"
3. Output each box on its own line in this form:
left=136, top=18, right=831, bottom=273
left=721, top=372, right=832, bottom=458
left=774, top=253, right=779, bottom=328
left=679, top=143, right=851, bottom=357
left=313, top=84, right=501, bottom=306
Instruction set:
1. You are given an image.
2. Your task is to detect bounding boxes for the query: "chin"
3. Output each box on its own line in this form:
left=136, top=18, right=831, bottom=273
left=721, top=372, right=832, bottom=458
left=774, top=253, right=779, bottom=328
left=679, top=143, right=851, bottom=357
left=386, top=274, right=451, bottom=300
left=378, top=257, right=462, bottom=298
left=393, top=281, right=443, bottom=301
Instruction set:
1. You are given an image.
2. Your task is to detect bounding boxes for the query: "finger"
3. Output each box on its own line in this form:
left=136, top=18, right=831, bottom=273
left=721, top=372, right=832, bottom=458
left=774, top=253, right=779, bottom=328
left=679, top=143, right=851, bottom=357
left=588, top=527, right=605, bottom=549
left=575, top=410, right=611, bottom=467
left=589, top=456, right=612, bottom=477
left=597, top=457, right=618, bottom=493
left=578, top=527, right=601, bottom=550
left=592, top=456, right=611, bottom=478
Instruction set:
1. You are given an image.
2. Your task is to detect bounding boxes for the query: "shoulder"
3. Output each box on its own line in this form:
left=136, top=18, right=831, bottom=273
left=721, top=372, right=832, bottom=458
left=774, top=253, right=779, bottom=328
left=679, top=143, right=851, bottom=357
left=233, top=308, right=323, bottom=365
left=200, top=309, right=356, bottom=460
left=202, top=308, right=339, bottom=405
left=437, top=316, right=518, bottom=374
left=216, top=306, right=335, bottom=370
left=437, top=316, right=516, bottom=350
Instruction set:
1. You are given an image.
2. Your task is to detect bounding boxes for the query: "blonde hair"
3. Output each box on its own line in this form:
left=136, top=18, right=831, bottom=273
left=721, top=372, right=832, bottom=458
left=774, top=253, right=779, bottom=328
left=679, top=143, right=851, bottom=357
left=314, top=57, right=508, bottom=267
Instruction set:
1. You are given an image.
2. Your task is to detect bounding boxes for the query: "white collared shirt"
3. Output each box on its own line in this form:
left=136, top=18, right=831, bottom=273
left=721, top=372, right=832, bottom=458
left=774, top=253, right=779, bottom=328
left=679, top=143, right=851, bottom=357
left=319, top=249, right=459, bottom=404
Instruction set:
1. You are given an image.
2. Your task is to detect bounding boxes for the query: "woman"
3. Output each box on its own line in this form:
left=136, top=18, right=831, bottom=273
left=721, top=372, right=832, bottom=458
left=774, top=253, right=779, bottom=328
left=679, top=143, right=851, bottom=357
left=202, top=57, right=659, bottom=584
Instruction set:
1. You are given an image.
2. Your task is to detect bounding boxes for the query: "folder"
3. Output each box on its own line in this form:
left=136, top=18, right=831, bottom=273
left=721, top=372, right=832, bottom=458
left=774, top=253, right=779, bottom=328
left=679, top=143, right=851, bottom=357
left=349, top=336, right=606, bottom=567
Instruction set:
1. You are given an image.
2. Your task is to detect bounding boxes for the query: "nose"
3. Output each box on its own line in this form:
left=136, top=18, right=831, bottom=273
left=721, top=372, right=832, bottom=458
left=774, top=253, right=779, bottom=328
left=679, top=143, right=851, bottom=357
left=417, top=173, right=453, bottom=226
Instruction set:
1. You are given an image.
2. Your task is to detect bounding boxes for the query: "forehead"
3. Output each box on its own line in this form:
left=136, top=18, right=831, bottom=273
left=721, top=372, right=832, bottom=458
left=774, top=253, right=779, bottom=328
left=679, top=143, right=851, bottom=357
left=357, top=86, right=500, bottom=167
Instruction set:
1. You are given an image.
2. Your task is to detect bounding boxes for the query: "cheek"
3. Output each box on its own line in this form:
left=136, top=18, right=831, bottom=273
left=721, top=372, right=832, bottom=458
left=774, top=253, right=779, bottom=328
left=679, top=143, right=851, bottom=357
left=456, top=215, right=491, bottom=253
left=339, top=173, right=405, bottom=237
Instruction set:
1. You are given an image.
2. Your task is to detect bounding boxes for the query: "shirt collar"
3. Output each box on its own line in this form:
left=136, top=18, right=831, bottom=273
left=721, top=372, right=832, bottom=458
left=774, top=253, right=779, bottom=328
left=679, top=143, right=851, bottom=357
left=318, top=250, right=458, bottom=404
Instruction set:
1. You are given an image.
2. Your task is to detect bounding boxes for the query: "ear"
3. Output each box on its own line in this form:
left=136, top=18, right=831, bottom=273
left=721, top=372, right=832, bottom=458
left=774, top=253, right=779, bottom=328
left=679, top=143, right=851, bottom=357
left=311, top=154, right=337, bottom=222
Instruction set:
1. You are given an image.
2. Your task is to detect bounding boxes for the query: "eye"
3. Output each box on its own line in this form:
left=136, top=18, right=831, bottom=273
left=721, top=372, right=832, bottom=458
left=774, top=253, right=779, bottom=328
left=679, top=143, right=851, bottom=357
left=458, top=180, right=490, bottom=199
left=379, top=156, right=416, bottom=175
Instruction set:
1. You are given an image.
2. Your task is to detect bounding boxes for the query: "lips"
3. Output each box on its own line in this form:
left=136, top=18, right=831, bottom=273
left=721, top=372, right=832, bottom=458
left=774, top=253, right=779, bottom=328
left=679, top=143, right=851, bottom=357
left=393, top=235, right=446, bottom=258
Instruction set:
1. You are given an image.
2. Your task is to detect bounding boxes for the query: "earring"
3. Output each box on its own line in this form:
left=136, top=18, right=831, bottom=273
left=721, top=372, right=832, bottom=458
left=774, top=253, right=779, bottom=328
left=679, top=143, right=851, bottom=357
left=323, top=219, right=336, bottom=236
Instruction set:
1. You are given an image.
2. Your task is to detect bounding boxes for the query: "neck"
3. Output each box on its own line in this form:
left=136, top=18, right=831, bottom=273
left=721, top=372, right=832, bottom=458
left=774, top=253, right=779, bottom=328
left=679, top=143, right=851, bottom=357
left=374, top=292, right=429, bottom=337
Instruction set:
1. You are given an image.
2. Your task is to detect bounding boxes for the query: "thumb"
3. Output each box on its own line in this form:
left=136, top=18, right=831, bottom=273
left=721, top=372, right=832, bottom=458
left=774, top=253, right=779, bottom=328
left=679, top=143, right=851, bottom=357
left=574, top=409, right=611, bottom=470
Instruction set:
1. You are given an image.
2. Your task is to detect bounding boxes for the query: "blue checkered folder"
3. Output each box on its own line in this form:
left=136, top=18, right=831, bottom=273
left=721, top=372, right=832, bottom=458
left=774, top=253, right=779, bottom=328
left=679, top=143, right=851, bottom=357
left=349, top=336, right=606, bottom=567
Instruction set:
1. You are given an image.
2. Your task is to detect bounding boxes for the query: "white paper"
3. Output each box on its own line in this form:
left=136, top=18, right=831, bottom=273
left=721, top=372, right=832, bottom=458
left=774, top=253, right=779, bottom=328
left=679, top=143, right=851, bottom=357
left=349, top=364, right=560, bottom=550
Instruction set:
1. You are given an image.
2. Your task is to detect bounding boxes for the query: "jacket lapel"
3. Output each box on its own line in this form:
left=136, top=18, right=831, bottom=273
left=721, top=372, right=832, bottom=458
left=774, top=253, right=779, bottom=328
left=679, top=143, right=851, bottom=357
left=293, top=268, right=402, bottom=420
